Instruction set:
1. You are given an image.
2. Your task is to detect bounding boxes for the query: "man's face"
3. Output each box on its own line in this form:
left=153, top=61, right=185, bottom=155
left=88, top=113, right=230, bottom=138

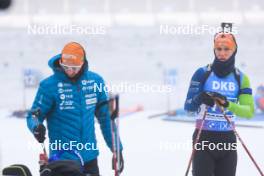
left=60, top=62, right=83, bottom=78
left=214, top=46, right=234, bottom=62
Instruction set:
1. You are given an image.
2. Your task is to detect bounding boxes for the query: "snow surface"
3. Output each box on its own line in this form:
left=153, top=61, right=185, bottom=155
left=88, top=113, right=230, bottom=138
left=0, top=109, right=263, bottom=176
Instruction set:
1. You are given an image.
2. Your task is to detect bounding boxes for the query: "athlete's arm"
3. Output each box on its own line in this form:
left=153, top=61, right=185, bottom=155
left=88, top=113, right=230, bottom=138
left=227, top=74, right=254, bottom=119
left=184, top=67, right=206, bottom=113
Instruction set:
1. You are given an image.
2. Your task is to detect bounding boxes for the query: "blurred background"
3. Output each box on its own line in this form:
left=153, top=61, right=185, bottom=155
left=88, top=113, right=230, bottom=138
left=0, top=0, right=264, bottom=175
left=0, top=0, right=264, bottom=110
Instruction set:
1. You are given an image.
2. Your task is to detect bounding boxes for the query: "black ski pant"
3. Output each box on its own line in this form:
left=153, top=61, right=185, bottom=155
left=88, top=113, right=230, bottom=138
left=83, top=158, right=100, bottom=176
left=192, top=129, right=237, bottom=176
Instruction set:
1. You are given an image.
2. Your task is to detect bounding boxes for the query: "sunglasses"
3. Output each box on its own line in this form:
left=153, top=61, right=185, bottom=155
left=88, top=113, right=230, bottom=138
left=60, top=62, right=82, bottom=72
left=215, top=47, right=231, bottom=52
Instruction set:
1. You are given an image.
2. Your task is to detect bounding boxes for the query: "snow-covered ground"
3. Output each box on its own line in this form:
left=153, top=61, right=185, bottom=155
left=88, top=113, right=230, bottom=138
left=0, top=109, right=263, bottom=176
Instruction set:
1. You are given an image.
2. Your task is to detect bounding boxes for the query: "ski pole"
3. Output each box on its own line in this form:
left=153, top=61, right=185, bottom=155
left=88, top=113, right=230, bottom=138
left=115, top=95, right=121, bottom=175
left=31, top=108, right=48, bottom=162
left=184, top=107, right=208, bottom=176
left=110, top=95, right=120, bottom=176
left=218, top=105, right=264, bottom=176
left=110, top=120, right=118, bottom=176
left=96, top=95, right=121, bottom=175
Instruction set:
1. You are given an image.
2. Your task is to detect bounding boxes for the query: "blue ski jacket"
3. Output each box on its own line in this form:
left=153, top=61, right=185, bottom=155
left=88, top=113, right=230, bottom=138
left=26, top=54, right=122, bottom=163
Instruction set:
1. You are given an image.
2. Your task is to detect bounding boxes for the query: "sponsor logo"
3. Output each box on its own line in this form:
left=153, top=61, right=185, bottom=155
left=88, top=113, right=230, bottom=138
left=82, top=80, right=95, bottom=86
left=82, top=80, right=87, bottom=85
left=65, top=94, right=73, bottom=99
left=208, top=121, right=216, bottom=128
left=62, top=53, right=77, bottom=60
left=60, top=100, right=74, bottom=106
left=191, top=81, right=200, bottom=86
left=58, top=88, right=64, bottom=94
left=58, top=82, right=63, bottom=87
left=85, top=93, right=97, bottom=98
left=57, top=82, right=72, bottom=87
left=58, top=88, right=72, bottom=93
left=60, top=94, right=65, bottom=100
left=86, top=98, right=97, bottom=105
left=60, top=106, right=75, bottom=110
left=82, top=86, right=94, bottom=91
left=212, top=81, right=236, bottom=91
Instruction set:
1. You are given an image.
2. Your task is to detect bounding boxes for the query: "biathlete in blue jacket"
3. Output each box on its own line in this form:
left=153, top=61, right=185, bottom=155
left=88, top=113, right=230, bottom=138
left=26, top=42, right=124, bottom=175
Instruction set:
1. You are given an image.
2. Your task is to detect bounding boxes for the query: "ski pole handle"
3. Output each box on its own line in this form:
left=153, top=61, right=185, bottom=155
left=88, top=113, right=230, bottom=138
left=110, top=95, right=119, bottom=120
left=31, top=108, right=48, bottom=159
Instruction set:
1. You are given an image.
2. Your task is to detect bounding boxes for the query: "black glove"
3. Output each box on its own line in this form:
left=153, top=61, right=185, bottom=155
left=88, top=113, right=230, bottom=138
left=112, top=151, right=124, bottom=174
left=207, top=92, right=229, bottom=108
left=194, top=92, right=215, bottom=107
left=33, top=124, right=46, bottom=143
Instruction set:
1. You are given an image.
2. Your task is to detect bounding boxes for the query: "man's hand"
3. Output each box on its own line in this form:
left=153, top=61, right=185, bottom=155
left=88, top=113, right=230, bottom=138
left=33, top=124, right=46, bottom=143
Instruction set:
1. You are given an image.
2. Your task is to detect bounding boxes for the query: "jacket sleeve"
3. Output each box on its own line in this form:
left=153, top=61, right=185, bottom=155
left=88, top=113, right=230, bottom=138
left=227, top=74, right=255, bottom=119
left=95, top=78, right=123, bottom=152
left=26, top=81, right=54, bottom=133
left=184, top=67, right=206, bottom=113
